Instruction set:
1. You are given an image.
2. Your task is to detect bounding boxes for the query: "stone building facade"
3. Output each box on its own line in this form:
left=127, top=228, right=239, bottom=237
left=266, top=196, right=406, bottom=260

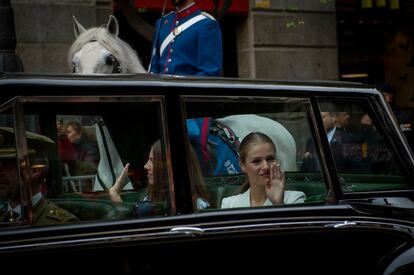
left=238, top=0, right=338, bottom=79
left=11, top=0, right=338, bottom=80
left=11, top=0, right=112, bottom=73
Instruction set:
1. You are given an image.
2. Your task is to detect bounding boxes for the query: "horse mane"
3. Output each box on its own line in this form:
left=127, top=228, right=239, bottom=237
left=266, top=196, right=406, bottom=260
left=68, top=26, right=146, bottom=73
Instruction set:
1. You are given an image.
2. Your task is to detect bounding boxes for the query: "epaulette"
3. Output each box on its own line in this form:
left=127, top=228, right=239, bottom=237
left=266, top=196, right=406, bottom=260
left=46, top=207, right=76, bottom=222
left=202, top=11, right=216, bottom=21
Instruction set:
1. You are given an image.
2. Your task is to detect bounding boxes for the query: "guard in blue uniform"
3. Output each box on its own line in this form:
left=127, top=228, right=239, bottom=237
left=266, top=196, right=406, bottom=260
left=149, top=0, right=223, bottom=76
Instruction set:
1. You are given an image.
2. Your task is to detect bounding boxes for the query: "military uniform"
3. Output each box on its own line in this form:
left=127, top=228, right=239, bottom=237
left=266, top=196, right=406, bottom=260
left=0, top=127, right=80, bottom=226
left=33, top=197, right=79, bottom=226
left=0, top=196, right=79, bottom=225
left=149, top=2, right=222, bottom=76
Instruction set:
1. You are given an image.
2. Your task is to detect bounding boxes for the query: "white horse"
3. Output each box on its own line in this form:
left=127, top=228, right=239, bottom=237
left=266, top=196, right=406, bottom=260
left=68, top=15, right=146, bottom=74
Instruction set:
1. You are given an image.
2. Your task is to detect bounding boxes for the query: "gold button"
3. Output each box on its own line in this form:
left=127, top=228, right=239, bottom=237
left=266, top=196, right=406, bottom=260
left=173, top=26, right=182, bottom=36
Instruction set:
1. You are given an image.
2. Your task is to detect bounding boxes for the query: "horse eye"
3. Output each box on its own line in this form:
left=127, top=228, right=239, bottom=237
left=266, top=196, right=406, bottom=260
left=105, top=55, right=115, bottom=66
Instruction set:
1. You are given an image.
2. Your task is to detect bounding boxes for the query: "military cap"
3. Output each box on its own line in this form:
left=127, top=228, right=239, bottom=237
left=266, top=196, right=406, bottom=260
left=0, top=127, right=55, bottom=164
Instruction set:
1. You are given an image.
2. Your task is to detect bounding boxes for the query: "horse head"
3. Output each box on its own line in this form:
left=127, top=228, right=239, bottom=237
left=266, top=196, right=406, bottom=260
left=69, top=15, right=146, bottom=74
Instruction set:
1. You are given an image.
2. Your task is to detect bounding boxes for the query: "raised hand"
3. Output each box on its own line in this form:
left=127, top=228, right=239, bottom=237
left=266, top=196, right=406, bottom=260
left=109, top=163, right=130, bottom=202
left=265, top=161, right=285, bottom=205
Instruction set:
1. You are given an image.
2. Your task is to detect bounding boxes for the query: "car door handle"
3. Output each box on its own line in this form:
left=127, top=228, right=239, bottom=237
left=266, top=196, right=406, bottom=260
left=169, top=226, right=205, bottom=236
left=325, top=221, right=357, bottom=228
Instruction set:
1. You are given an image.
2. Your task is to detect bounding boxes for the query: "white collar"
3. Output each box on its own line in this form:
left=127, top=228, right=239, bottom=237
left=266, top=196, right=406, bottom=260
left=7, top=203, right=22, bottom=217
left=7, top=192, right=43, bottom=217
left=32, top=192, right=42, bottom=206
left=326, top=127, right=336, bottom=143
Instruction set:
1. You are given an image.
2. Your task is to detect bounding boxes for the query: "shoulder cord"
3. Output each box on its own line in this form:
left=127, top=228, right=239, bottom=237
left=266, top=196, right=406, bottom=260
left=210, top=120, right=240, bottom=154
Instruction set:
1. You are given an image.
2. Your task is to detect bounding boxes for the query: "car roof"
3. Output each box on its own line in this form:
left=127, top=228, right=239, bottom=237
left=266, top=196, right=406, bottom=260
left=0, top=73, right=376, bottom=94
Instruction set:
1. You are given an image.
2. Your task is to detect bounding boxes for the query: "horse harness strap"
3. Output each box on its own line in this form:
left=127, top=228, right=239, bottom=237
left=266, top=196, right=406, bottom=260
left=112, top=58, right=123, bottom=73
left=159, top=14, right=207, bottom=56
left=210, top=120, right=240, bottom=154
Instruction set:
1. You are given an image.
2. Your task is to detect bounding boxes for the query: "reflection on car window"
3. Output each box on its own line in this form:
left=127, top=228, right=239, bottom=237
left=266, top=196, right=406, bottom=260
left=57, top=116, right=100, bottom=193
left=184, top=97, right=328, bottom=211
left=0, top=112, right=80, bottom=226
left=318, top=99, right=410, bottom=193
left=0, top=97, right=174, bottom=227
left=0, top=111, right=23, bottom=225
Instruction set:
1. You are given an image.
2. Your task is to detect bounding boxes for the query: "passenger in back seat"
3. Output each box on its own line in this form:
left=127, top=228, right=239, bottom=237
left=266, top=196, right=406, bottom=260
left=109, top=140, right=211, bottom=215
left=221, top=132, right=305, bottom=208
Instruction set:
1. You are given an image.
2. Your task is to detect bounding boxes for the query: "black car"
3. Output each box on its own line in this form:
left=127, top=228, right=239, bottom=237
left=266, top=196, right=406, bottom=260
left=1, top=74, right=414, bottom=275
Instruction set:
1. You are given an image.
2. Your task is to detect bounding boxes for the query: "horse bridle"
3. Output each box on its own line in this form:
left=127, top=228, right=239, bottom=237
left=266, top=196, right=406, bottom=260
left=72, top=39, right=124, bottom=74
left=109, top=56, right=123, bottom=74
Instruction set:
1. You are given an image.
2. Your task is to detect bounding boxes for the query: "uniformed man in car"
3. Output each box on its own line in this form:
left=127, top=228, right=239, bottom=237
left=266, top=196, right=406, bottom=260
left=0, top=127, right=79, bottom=226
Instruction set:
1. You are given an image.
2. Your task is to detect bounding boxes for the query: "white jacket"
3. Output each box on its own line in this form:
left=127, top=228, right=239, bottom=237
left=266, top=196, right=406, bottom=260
left=221, top=188, right=306, bottom=209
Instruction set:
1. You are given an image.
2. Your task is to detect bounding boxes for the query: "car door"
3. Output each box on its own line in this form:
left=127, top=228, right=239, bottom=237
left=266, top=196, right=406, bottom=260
left=173, top=87, right=414, bottom=275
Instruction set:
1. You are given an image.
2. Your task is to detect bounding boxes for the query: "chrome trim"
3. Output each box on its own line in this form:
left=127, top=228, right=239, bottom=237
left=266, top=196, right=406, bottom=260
left=169, top=226, right=204, bottom=236
left=325, top=221, right=357, bottom=228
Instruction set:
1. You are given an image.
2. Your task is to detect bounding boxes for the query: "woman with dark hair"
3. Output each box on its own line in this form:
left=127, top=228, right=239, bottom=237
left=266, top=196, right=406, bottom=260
left=221, top=132, right=305, bottom=208
left=142, top=139, right=168, bottom=204
left=187, top=143, right=211, bottom=209
left=109, top=139, right=210, bottom=216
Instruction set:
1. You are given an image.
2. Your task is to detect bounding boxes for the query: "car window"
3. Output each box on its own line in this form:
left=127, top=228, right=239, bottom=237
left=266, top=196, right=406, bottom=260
left=318, top=98, right=411, bottom=193
left=183, top=96, right=328, bottom=210
left=0, top=96, right=174, bottom=227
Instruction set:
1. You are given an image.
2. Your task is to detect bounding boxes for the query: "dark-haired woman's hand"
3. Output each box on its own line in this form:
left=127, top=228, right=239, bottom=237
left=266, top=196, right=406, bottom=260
left=109, top=163, right=130, bottom=203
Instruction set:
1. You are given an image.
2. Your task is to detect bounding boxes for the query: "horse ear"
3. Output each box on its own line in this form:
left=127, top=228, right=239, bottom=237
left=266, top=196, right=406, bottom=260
left=73, top=15, right=86, bottom=38
left=107, top=15, right=119, bottom=37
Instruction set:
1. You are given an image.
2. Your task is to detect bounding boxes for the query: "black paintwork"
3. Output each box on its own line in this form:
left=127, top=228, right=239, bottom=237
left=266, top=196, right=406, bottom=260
left=1, top=73, right=414, bottom=274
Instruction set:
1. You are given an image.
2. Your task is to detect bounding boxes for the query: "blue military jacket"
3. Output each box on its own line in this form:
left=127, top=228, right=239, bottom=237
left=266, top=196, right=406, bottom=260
left=187, top=118, right=240, bottom=176
left=149, top=3, right=223, bottom=76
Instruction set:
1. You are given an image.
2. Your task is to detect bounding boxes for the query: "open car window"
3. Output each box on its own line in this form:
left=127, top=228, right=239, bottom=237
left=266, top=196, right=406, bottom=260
left=0, top=96, right=174, bottom=227
left=183, top=96, right=329, bottom=210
